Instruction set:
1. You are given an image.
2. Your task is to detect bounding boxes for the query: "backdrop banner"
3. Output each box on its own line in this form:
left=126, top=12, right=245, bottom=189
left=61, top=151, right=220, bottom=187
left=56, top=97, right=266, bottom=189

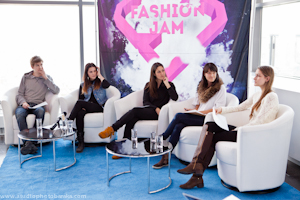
left=98, top=0, right=250, bottom=101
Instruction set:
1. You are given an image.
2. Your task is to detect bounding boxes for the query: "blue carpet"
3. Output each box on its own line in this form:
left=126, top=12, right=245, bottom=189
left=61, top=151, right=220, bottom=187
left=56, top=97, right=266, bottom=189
left=0, top=140, right=299, bottom=200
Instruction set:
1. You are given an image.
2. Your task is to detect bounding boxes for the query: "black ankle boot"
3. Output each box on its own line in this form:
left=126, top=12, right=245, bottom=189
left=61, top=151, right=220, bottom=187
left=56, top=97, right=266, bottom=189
left=76, top=132, right=84, bottom=153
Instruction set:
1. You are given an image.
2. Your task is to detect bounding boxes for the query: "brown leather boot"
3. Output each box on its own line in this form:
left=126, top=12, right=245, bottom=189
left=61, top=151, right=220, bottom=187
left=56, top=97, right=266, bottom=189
left=177, top=162, right=204, bottom=176
left=152, top=154, right=168, bottom=169
left=112, top=155, right=123, bottom=159
left=180, top=174, right=204, bottom=189
left=98, top=126, right=114, bottom=139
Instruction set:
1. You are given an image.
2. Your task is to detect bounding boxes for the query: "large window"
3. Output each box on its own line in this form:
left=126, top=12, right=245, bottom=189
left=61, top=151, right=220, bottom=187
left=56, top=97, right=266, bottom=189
left=260, top=1, right=300, bottom=78
left=0, top=1, right=96, bottom=98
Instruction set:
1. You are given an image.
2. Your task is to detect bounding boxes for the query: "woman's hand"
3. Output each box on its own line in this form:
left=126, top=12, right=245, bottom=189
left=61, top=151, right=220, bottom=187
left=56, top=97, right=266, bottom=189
left=215, top=107, right=222, bottom=114
left=97, top=67, right=104, bottom=81
left=155, top=107, right=161, bottom=115
left=163, top=76, right=171, bottom=89
left=184, top=108, right=193, bottom=111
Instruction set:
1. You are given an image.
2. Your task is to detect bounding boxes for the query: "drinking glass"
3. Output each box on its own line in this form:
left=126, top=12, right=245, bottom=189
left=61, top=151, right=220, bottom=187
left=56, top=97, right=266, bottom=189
left=157, top=135, right=163, bottom=150
left=67, top=120, right=74, bottom=134
left=131, top=129, right=138, bottom=149
left=150, top=132, right=157, bottom=152
left=36, top=118, right=43, bottom=138
left=59, top=119, right=67, bottom=135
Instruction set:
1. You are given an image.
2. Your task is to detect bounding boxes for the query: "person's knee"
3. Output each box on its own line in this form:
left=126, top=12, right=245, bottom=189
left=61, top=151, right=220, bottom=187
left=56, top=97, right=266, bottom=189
left=15, top=107, right=28, bottom=118
left=174, top=113, right=185, bottom=121
left=35, top=108, right=45, bottom=118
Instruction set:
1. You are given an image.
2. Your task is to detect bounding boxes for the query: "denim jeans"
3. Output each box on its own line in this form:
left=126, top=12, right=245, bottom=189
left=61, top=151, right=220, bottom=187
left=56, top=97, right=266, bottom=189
left=15, top=103, right=45, bottom=131
left=162, top=113, right=205, bottom=149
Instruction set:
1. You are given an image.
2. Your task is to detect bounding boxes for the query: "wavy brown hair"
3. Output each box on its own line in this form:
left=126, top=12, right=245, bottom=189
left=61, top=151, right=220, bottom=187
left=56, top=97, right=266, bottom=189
left=197, top=63, right=220, bottom=93
left=81, top=63, right=101, bottom=94
left=250, top=66, right=274, bottom=119
left=144, top=62, right=164, bottom=98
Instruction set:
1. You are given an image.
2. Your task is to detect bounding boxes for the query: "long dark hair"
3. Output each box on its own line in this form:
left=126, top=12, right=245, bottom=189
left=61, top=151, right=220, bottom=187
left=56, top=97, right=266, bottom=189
left=197, top=63, right=220, bottom=93
left=82, top=63, right=101, bottom=94
left=144, top=62, right=164, bottom=98
left=250, top=66, right=275, bottom=119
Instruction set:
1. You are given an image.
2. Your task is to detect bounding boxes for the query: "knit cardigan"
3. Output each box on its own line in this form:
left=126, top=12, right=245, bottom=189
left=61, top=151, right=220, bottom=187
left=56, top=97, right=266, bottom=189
left=221, top=91, right=279, bottom=127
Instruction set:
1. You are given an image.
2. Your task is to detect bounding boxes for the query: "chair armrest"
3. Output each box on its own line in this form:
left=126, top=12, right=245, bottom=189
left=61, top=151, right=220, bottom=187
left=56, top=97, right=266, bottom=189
left=45, top=92, right=60, bottom=124
left=59, top=90, right=78, bottom=118
left=168, top=98, right=194, bottom=122
left=114, top=90, right=143, bottom=120
left=236, top=110, right=294, bottom=191
left=103, top=86, right=121, bottom=127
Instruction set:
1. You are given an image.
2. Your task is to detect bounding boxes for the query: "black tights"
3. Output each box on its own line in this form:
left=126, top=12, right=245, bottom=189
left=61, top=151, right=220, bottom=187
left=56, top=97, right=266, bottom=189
left=69, top=100, right=103, bottom=133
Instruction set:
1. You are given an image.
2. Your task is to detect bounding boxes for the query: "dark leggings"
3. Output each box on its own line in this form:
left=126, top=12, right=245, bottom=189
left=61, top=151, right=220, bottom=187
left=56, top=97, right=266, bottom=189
left=112, top=107, right=158, bottom=139
left=194, top=122, right=237, bottom=169
left=68, top=100, right=103, bottom=133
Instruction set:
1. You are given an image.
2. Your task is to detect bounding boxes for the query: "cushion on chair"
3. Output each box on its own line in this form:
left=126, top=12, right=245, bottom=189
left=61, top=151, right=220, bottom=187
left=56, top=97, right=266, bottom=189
left=133, top=120, right=158, bottom=137
left=178, top=127, right=204, bottom=145
left=215, top=141, right=237, bottom=166
left=83, top=113, right=104, bottom=128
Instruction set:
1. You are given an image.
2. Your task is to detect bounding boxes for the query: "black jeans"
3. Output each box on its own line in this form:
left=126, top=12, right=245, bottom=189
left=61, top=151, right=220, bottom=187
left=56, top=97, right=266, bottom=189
left=68, top=100, right=103, bottom=133
left=112, top=107, right=158, bottom=139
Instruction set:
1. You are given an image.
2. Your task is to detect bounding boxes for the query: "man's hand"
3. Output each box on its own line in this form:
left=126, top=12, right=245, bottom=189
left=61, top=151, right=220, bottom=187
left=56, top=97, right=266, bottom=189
left=163, top=76, right=171, bottom=89
left=22, top=102, right=30, bottom=109
left=155, top=107, right=161, bottom=115
left=40, top=68, right=48, bottom=80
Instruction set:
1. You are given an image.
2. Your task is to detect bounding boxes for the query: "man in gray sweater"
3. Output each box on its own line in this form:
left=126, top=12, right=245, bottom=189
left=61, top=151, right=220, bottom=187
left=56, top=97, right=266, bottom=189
left=15, top=56, right=60, bottom=155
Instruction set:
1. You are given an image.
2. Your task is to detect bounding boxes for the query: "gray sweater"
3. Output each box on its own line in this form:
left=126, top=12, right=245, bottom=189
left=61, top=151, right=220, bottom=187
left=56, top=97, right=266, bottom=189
left=16, top=71, right=60, bottom=106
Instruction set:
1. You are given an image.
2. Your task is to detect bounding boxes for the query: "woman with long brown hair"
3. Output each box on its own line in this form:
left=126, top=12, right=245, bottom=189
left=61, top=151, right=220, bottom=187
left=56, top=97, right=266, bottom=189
left=177, top=66, right=279, bottom=189
left=99, top=62, right=178, bottom=159
left=68, top=63, right=111, bottom=153
left=153, top=63, right=226, bottom=169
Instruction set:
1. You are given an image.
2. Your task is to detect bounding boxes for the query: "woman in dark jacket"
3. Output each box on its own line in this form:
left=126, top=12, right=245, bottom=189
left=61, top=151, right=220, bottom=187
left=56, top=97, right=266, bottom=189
left=68, top=63, right=110, bottom=153
left=99, top=62, right=178, bottom=159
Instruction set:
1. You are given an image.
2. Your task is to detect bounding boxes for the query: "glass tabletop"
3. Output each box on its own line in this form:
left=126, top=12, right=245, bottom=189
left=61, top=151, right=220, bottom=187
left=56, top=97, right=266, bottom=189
left=106, top=138, right=173, bottom=158
left=18, top=128, right=74, bottom=141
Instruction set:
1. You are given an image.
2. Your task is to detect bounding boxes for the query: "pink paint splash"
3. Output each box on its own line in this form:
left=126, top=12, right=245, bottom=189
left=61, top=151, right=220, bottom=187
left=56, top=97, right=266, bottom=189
left=113, top=0, right=228, bottom=81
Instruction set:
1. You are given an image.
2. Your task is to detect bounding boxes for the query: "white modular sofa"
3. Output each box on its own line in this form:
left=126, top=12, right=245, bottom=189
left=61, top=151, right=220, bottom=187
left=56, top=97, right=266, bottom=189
left=170, top=93, right=239, bottom=166
left=1, top=87, right=60, bottom=145
left=59, top=86, right=120, bottom=143
left=114, top=89, right=176, bottom=139
left=215, top=104, right=294, bottom=192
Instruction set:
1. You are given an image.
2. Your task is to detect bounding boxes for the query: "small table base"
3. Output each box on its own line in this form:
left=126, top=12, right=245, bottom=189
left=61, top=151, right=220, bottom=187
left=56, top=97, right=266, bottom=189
left=18, top=134, right=76, bottom=172
left=106, top=151, right=172, bottom=194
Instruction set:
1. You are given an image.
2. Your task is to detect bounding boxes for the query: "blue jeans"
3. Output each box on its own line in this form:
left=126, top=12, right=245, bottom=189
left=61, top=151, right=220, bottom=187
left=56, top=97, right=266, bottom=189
left=162, top=113, right=205, bottom=149
left=15, top=103, right=45, bottom=131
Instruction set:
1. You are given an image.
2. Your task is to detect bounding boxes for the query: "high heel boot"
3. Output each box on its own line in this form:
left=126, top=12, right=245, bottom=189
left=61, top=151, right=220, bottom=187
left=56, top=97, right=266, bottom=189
left=180, top=174, right=204, bottom=189
left=177, top=162, right=204, bottom=176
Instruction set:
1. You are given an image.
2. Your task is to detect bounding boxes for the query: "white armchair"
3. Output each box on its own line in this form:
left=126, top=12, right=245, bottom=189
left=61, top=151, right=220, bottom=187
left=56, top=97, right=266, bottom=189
left=1, top=87, right=60, bottom=145
left=114, top=89, right=175, bottom=139
left=215, top=104, right=294, bottom=192
left=171, top=93, right=239, bottom=166
left=59, top=86, right=120, bottom=143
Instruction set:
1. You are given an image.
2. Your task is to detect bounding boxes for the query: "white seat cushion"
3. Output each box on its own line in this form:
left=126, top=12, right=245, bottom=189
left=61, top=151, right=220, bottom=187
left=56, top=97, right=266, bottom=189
left=84, top=113, right=104, bottom=128
left=134, top=120, right=158, bottom=138
left=216, top=141, right=237, bottom=166
left=179, top=126, right=204, bottom=145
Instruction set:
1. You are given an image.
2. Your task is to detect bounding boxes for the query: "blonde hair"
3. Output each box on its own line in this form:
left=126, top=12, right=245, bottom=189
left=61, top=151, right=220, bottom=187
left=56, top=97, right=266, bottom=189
left=250, top=66, right=274, bottom=119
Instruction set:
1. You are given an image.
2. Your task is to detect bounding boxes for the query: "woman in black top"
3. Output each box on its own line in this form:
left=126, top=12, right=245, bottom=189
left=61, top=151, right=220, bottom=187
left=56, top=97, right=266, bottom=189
left=68, top=63, right=110, bottom=153
left=99, top=62, right=178, bottom=158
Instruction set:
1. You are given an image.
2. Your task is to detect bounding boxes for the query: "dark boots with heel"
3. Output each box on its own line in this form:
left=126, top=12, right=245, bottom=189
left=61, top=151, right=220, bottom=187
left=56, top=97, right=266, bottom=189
left=76, top=132, right=85, bottom=153
left=177, top=162, right=204, bottom=175
left=180, top=174, right=204, bottom=189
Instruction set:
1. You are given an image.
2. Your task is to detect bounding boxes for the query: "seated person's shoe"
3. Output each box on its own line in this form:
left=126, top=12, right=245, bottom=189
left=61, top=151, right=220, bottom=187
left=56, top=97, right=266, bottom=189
left=21, top=141, right=37, bottom=155
left=180, top=174, right=204, bottom=189
left=98, top=126, right=114, bottom=139
left=112, top=155, right=122, bottom=159
left=152, top=154, right=168, bottom=169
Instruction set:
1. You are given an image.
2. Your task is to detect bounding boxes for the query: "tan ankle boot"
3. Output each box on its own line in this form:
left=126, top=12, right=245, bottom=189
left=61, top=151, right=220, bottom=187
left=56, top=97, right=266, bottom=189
left=152, top=154, right=168, bottom=169
left=98, top=126, right=114, bottom=139
left=180, top=174, right=204, bottom=189
left=177, top=162, right=204, bottom=176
